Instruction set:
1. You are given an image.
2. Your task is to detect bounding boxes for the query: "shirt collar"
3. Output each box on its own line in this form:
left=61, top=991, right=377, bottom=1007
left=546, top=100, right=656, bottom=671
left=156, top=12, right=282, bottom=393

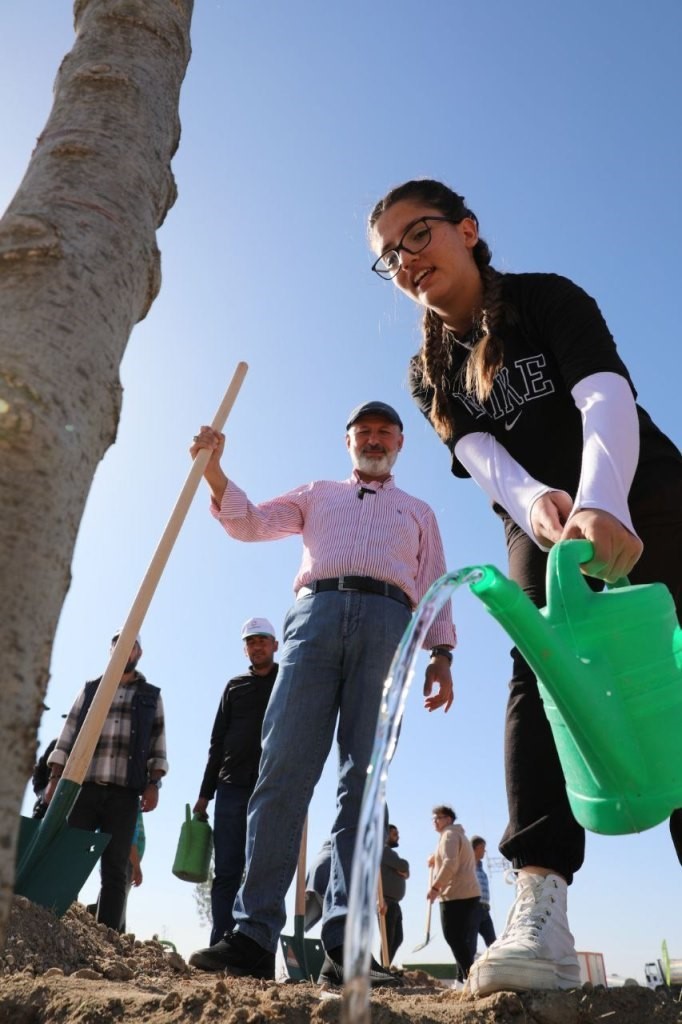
left=349, top=468, right=396, bottom=490
left=248, top=663, right=278, bottom=679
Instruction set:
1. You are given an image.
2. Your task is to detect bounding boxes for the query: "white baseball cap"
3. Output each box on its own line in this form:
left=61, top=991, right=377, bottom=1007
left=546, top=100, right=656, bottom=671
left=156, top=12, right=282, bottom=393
left=111, top=629, right=142, bottom=647
left=241, top=617, right=276, bottom=640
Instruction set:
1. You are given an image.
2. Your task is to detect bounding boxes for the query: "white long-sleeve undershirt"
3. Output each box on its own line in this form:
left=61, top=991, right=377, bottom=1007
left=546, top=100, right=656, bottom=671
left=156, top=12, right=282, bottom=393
left=453, top=371, right=640, bottom=547
left=570, top=371, right=639, bottom=536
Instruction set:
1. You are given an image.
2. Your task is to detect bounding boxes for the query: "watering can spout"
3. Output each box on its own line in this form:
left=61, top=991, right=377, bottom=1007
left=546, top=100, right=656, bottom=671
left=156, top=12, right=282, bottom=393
left=469, top=540, right=682, bottom=835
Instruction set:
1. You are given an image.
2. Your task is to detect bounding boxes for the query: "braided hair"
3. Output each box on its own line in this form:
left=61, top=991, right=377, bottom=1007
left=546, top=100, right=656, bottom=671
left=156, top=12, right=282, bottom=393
left=369, top=179, right=506, bottom=441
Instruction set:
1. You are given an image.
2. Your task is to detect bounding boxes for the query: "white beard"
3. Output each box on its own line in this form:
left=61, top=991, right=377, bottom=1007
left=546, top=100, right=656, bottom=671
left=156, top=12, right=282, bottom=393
left=353, top=451, right=396, bottom=478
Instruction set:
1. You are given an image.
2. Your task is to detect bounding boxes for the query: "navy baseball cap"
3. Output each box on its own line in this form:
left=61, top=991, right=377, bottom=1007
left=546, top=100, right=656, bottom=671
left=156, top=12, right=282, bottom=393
left=346, top=401, right=403, bottom=431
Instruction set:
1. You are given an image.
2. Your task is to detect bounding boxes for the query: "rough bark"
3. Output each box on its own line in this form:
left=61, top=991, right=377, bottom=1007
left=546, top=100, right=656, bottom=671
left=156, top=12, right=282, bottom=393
left=0, top=0, right=194, bottom=949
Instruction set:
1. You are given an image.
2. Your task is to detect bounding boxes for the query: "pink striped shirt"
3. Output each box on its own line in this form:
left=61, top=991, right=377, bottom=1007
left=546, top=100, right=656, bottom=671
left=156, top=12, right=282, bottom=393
left=211, top=469, right=456, bottom=649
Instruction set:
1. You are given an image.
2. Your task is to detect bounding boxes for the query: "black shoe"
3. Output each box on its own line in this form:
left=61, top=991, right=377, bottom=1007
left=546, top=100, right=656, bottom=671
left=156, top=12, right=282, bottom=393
left=317, top=946, right=403, bottom=988
left=188, top=931, right=275, bottom=979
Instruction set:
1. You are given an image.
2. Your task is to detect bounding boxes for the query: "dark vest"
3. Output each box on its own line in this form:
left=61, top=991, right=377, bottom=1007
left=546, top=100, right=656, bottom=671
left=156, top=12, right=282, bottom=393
left=76, top=675, right=160, bottom=792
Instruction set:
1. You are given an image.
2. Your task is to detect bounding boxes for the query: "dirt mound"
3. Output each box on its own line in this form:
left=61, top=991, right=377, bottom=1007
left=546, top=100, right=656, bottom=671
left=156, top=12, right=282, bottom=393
left=1, top=896, right=187, bottom=981
left=1, top=897, right=680, bottom=1023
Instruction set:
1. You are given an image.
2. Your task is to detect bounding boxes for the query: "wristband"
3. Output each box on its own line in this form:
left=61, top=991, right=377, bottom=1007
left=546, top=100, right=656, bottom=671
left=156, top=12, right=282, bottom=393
left=430, top=646, right=453, bottom=665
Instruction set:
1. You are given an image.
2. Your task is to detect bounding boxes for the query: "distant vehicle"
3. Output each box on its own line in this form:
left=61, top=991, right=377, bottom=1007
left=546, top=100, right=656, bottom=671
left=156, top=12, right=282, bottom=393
left=577, top=951, right=606, bottom=986
left=644, top=958, right=682, bottom=989
left=605, top=974, right=639, bottom=988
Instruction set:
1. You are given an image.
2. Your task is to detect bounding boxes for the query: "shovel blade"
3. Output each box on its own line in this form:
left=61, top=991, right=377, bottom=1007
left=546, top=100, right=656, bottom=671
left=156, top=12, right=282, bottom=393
left=280, top=916, right=325, bottom=981
left=15, top=814, right=110, bottom=917
left=411, top=935, right=432, bottom=953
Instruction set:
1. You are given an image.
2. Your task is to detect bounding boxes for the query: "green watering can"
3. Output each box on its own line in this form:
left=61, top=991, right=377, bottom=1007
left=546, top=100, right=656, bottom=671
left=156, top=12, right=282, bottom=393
left=172, top=804, right=213, bottom=883
left=468, top=539, right=682, bottom=835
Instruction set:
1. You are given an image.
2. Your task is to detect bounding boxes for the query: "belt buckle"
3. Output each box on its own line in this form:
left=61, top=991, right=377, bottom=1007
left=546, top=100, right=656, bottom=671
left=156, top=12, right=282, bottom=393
left=338, top=575, right=351, bottom=591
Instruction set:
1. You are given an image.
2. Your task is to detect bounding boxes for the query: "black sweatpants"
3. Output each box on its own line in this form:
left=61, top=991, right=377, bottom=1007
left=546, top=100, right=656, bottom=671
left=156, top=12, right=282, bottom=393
left=497, top=472, right=682, bottom=882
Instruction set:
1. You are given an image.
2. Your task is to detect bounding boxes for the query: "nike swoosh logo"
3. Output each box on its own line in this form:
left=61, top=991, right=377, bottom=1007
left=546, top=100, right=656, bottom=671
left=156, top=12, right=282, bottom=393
left=504, top=413, right=522, bottom=431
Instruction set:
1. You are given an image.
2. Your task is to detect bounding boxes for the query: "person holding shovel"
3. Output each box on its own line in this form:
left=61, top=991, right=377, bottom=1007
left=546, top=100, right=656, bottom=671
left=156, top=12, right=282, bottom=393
left=367, top=178, right=682, bottom=996
left=45, top=631, right=167, bottom=931
left=187, top=400, right=456, bottom=986
left=193, top=616, right=279, bottom=946
left=428, top=806, right=480, bottom=983
left=380, top=823, right=409, bottom=965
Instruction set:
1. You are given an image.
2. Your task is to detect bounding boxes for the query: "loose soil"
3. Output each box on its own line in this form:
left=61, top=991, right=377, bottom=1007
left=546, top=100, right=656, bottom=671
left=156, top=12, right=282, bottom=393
left=1, top=897, right=680, bottom=1023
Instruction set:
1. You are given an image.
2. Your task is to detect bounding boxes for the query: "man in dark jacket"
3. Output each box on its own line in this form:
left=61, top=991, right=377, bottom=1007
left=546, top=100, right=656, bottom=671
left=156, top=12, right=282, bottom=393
left=381, top=824, right=410, bottom=964
left=193, top=617, right=279, bottom=945
left=45, top=631, right=167, bottom=930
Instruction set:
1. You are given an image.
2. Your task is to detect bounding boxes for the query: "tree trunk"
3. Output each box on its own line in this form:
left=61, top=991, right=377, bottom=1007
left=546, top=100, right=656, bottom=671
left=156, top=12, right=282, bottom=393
left=0, top=0, right=194, bottom=948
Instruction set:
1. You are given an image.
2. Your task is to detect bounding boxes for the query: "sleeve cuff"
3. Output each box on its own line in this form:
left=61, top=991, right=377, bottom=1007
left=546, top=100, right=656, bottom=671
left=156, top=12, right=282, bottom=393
left=211, top=480, right=249, bottom=520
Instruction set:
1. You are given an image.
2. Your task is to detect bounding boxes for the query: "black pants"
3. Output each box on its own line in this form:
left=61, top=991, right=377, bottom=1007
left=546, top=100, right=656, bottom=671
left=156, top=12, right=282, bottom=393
left=68, top=783, right=140, bottom=930
left=498, top=472, right=682, bottom=881
left=384, top=898, right=404, bottom=964
left=440, top=897, right=480, bottom=978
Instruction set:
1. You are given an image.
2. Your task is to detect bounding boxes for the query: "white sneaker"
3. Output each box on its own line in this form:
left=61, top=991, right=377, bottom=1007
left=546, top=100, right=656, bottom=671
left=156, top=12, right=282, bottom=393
left=468, top=872, right=581, bottom=996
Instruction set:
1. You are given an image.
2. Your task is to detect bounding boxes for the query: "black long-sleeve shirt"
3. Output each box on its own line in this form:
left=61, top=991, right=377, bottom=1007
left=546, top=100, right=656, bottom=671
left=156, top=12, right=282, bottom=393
left=199, top=664, right=278, bottom=797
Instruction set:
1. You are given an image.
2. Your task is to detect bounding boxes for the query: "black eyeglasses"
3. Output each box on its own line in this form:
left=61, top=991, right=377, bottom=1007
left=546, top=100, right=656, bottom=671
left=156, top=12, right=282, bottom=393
left=371, top=216, right=459, bottom=280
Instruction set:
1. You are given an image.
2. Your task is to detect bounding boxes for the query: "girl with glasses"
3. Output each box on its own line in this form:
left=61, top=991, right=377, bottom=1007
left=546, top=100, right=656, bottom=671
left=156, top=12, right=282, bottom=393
left=368, top=178, right=682, bottom=997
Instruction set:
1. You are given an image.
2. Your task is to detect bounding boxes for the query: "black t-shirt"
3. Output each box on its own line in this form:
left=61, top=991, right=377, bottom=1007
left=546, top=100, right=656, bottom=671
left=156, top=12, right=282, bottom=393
left=409, top=272, right=680, bottom=509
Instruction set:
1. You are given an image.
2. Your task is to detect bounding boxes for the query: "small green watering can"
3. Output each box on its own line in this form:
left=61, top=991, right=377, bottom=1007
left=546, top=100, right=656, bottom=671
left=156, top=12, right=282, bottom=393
left=468, top=539, right=682, bottom=835
left=172, top=804, right=213, bottom=883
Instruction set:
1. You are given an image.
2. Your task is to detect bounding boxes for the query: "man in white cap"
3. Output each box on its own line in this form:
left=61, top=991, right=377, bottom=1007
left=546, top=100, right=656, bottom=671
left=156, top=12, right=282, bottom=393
left=193, top=617, right=279, bottom=944
left=45, top=630, right=167, bottom=930
left=188, top=400, right=456, bottom=985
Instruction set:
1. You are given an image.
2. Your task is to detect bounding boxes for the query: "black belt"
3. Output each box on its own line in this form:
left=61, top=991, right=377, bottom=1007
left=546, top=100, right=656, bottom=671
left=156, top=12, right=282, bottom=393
left=304, top=576, right=412, bottom=611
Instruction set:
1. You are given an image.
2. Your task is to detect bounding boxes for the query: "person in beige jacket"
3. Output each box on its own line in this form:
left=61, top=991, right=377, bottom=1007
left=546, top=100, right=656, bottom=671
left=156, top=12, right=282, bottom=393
left=427, top=805, right=480, bottom=980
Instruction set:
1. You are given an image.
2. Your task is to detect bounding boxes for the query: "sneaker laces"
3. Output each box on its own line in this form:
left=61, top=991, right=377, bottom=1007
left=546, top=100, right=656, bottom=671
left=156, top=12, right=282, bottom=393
left=497, top=875, right=558, bottom=949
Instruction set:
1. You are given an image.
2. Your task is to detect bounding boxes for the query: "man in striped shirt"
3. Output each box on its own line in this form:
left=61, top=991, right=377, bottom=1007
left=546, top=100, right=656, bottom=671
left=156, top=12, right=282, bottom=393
left=188, top=401, right=456, bottom=985
left=46, top=632, right=168, bottom=930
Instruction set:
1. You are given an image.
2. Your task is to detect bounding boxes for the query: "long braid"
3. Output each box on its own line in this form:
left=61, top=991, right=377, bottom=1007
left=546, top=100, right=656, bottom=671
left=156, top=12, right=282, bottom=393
left=418, top=247, right=506, bottom=440
left=419, top=309, right=452, bottom=442
left=465, top=261, right=506, bottom=402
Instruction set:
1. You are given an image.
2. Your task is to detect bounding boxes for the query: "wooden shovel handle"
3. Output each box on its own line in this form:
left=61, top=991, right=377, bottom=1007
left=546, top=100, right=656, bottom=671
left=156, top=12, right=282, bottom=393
left=295, top=815, right=308, bottom=917
left=377, top=869, right=390, bottom=967
left=64, top=363, right=248, bottom=784
left=425, top=866, right=434, bottom=933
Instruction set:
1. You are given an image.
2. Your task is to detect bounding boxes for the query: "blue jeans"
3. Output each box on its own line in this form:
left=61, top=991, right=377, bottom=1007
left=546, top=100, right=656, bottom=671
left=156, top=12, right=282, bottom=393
left=210, top=781, right=252, bottom=944
left=233, top=590, right=410, bottom=953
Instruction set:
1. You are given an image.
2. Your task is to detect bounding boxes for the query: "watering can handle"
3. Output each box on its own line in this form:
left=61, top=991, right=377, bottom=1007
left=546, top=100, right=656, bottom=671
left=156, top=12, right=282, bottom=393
left=605, top=576, right=630, bottom=590
left=548, top=540, right=629, bottom=618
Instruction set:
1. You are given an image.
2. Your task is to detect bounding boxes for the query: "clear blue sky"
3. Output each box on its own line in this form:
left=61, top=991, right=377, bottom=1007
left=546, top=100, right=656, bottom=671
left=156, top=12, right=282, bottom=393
left=4, top=1, right=681, bottom=981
